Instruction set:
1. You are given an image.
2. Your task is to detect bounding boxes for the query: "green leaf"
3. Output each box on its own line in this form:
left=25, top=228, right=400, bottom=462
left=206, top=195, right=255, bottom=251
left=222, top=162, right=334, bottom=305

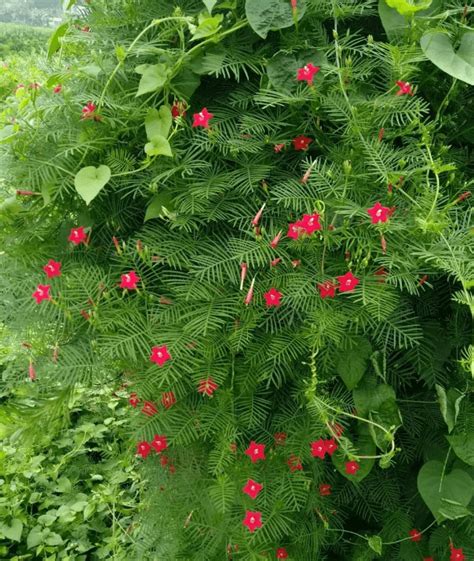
left=44, top=531, right=64, bottom=547
left=27, top=526, right=45, bottom=549
left=63, top=0, right=77, bottom=9
left=332, top=424, right=376, bottom=482
left=385, top=0, right=431, bottom=16
left=145, top=136, right=173, bottom=157
left=191, top=14, right=224, bottom=41
left=135, top=64, right=169, bottom=96
left=267, top=50, right=327, bottom=93
left=436, top=385, right=464, bottom=433
left=74, top=165, right=111, bottom=205
left=446, top=433, right=474, bottom=466
left=245, top=0, right=306, bottom=39
left=0, top=519, right=23, bottom=542
left=368, top=535, right=383, bottom=555
left=378, top=0, right=441, bottom=39
left=145, top=192, right=176, bottom=222
left=145, top=107, right=172, bottom=141
left=48, top=22, right=68, bottom=58
left=417, top=460, right=473, bottom=522
left=0, top=125, right=17, bottom=144
left=171, top=67, right=202, bottom=98
left=421, top=32, right=474, bottom=86
left=202, top=0, right=218, bottom=13
left=336, top=337, right=372, bottom=390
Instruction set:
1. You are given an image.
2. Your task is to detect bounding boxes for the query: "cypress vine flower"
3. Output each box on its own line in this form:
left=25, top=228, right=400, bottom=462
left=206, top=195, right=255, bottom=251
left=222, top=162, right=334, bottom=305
left=409, top=529, right=422, bottom=542
left=288, top=455, right=303, bottom=472
left=311, top=439, right=327, bottom=459
left=242, top=479, right=263, bottom=499
left=450, top=548, right=465, bottom=561
left=32, top=284, right=51, bottom=304
left=29, top=362, right=36, bottom=381
left=151, top=434, right=168, bottom=453
left=198, top=378, right=218, bottom=396
left=244, top=441, right=266, bottom=462
left=244, top=278, right=256, bottom=305
left=367, top=202, right=391, bottom=224
left=128, top=393, right=139, bottom=408
left=336, top=272, right=360, bottom=292
left=141, top=401, right=158, bottom=416
left=137, top=441, right=151, bottom=458
left=68, top=226, right=87, bottom=245
left=270, top=230, right=283, bottom=248
left=264, top=288, right=282, bottom=307
left=300, top=213, right=322, bottom=233
left=324, top=438, right=338, bottom=456
left=297, top=63, right=320, bottom=85
left=292, top=135, right=313, bottom=151
left=43, top=259, right=61, bottom=278
left=161, top=392, right=176, bottom=409
left=150, top=345, right=171, bottom=366
left=345, top=461, right=360, bottom=475
left=120, top=270, right=140, bottom=290
left=274, top=432, right=287, bottom=445
left=192, top=107, right=213, bottom=128
left=277, top=547, right=289, bottom=559
left=319, top=484, right=332, bottom=496
left=81, top=101, right=98, bottom=120
left=242, top=510, right=262, bottom=532
left=53, top=84, right=62, bottom=93
left=318, top=281, right=336, bottom=299
left=395, top=80, right=413, bottom=96
left=274, top=143, right=285, bottom=153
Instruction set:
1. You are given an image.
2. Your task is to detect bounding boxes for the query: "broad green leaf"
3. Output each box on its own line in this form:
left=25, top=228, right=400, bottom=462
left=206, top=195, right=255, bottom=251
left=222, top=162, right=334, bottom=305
left=191, top=14, right=224, bottom=41
left=203, top=0, right=218, bottom=14
left=135, top=64, right=169, bottom=96
left=145, top=136, right=173, bottom=157
left=421, top=32, right=474, bottom=86
left=332, top=424, right=376, bottom=482
left=145, top=107, right=172, bottom=141
left=27, top=526, right=45, bottom=549
left=267, top=49, right=327, bottom=93
left=385, top=0, right=431, bottom=16
left=436, top=385, right=464, bottom=433
left=74, top=165, right=111, bottom=205
left=447, top=433, right=474, bottom=466
left=336, top=337, right=372, bottom=390
left=245, top=0, right=306, bottom=39
left=0, top=519, right=23, bottom=542
left=145, top=192, right=175, bottom=222
left=44, top=531, right=64, bottom=547
left=368, top=398, right=402, bottom=451
left=48, top=22, right=68, bottom=58
left=378, top=0, right=441, bottom=39
left=417, top=460, right=473, bottom=522
left=171, top=67, right=202, bottom=98
left=368, top=535, right=383, bottom=555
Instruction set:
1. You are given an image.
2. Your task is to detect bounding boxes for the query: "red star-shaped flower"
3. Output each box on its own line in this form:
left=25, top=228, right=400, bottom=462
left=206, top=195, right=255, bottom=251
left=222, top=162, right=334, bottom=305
left=141, top=401, right=158, bottom=417
left=300, top=213, right=322, bottom=234
left=337, top=271, right=360, bottom=292
left=345, top=461, right=360, bottom=475
left=311, top=439, right=327, bottom=459
left=450, top=547, right=465, bottom=561
left=151, top=434, right=168, bottom=453
left=242, top=479, right=263, bottom=499
left=287, top=222, right=304, bottom=240
left=120, top=270, right=140, bottom=290
left=81, top=101, right=98, bottom=120
left=324, top=438, right=338, bottom=456
left=43, top=259, right=61, bottom=278
left=129, top=393, right=139, bottom=408
left=198, top=378, right=218, bottom=396
left=297, top=63, right=320, bottom=85
left=367, top=202, right=391, bottom=224
left=409, top=529, right=422, bottom=542
left=32, top=284, right=51, bottom=304
left=137, top=441, right=151, bottom=458
left=276, top=548, right=289, bottom=559
left=395, top=80, right=413, bottom=96
left=318, top=281, right=336, bottom=299
left=293, top=135, right=312, bottom=151
left=264, top=288, right=282, bottom=307
left=68, top=226, right=87, bottom=245
left=274, top=432, right=287, bottom=445
left=319, top=483, right=332, bottom=496
left=245, top=441, right=266, bottom=463
left=161, top=391, right=176, bottom=409
left=242, top=510, right=262, bottom=532
left=192, top=107, right=213, bottom=128
left=150, top=345, right=171, bottom=367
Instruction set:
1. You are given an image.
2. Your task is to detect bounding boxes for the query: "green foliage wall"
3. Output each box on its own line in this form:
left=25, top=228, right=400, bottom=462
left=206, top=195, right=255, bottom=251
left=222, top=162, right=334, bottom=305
left=0, top=0, right=473, bottom=560
left=0, top=23, right=51, bottom=58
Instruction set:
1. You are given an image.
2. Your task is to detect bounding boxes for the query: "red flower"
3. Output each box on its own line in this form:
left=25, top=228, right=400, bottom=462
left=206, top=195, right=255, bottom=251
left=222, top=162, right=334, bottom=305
left=252, top=203, right=266, bottom=226
left=264, top=288, right=282, bottom=307
left=271, top=257, right=282, bottom=267
left=161, top=391, right=176, bottom=409
left=287, top=222, right=304, bottom=239
left=192, top=107, right=213, bottom=128
left=336, top=271, right=360, bottom=292
left=300, top=213, right=322, bottom=234
left=141, top=401, right=158, bottom=417
left=244, top=278, right=256, bottom=305
left=242, top=479, right=263, bottom=499
left=293, top=135, right=312, bottom=151
left=318, top=281, right=336, bottom=299
left=367, top=202, right=391, bottom=224
left=171, top=100, right=187, bottom=118
left=345, top=461, right=360, bottom=475
left=274, top=432, right=287, bottom=445
left=29, top=363, right=36, bottom=381
left=270, top=230, right=283, bottom=249
left=120, top=270, right=140, bottom=290
left=43, top=259, right=61, bottom=278
left=240, top=262, right=248, bottom=290
left=32, top=284, right=51, bottom=304
left=150, top=345, right=171, bottom=366
left=68, top=226, right=87, bottom=245
left=409, top=529, right=422, bottom=542
left=274, top=143, right=285, bottom=153
left=129, top=393, right=139, bottom=408
left=245, top=441, right=266, bottom=463
left=297, top=63, right=320, bottom=85
left=277, top=548, right=289, bottom=559
left=198, top=378, right=218, bottom=396
left=395, top=80, right=413, bottom=96
left=291, top=0, right=297, bottom=8
left=324, top=438, right=338, bottom=456
left=319, top=483, right=332, bottom=496
left=137, top=441, right=151, bottom=458
left=151, top=434, right=168, bottom=453
left=288, top=455, right=303, bottom=472
left=53, top=84, right=62, bottom=94
left=311, top=439, right=326, bottom=459
left=81, top=101, right=98, bottom=120
left=450, top=548, right=465, bottom=561
left=242, top=510, right=262, bottom=532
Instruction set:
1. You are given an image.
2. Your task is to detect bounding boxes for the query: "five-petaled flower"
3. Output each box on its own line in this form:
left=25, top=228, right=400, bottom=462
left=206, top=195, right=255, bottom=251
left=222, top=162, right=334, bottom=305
left=297, top=63, right=320, bottom=85
left=242, top=479, right=263, bottom=499
left=287, top=222, right=303, bottom=240
left=337, top=272, right=360, bottom=292
left=198, top=378, right=218, bottom=396
left=137, top=441, right=151, bottom=458
left=151, top=434, right=168, bottom=453
left=245, top=441, right=266, bottom=463
left=129, top=393, right=139, bottom=408
left=150, top=345, right=171, bottom=367
left=345, top=461, right=360, bottom=475
left=318, top=281, right=336, bottom=299
left=409, top=529, right=422, bottom=542
left=367, top=202, right=391, bottom=224
left=43, top=259, right=62, bottom=278
left=120, top=270, right=140, bottom=290
left=324, top=438, right=338, bottom=456
left=395, top=80, right=413, bottom=96
left=277, top=547, right=289, bottom=559
left=300, top=213, right=322, bottom=233
left=264, top=288, right=283, bottom=307
left=141, top=401, right=158, bottom=417
left=32, top=284, right=51, bottom=304
left=68, top=226, right=87, bottom=245
left=192, top=107, right=213, bottom=128
left=311, top=439, right=327, bottom=459
left=274, top=432, right=287, bottom=445
left=319, top=483, right=332, bottom=496
left=242, top=510, right=262, bottom=532
left=293, top=135, right=313, bottom=151
left=161, top=391, right=176, bottom=409
left=450, top=546, right=465, bottom=561
left=81, top=101, right=98, bottom=120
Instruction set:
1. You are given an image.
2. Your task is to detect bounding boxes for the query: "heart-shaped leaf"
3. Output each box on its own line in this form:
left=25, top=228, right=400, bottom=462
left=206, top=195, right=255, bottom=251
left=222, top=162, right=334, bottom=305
left=48, top=22, right=69, bottom=58
left=145, top=192, right=176, bottom=222
left=332, top=424, right=376, bottom=482
left=145, top=107, right=172, bottom=141
left=336, top=336, right=372, bottom=390
left=145, top=136, right=173, bottom=157
left=446, top=433, right=474, bottom=466
left=135, top=64, right=169, bottom=96
left=368, top=535, right=383, bottom=555
left=421, top=31, right=474, bottom=86
left=436, top=385, right=464, bottom=433
left=245, top=0, right=306, bottom=39
left=191, top=14, right=223, bottom=41
left=74, top=165, right=111, bottom=205
left=0, top=519, right=23, bottom=542
left=385, top=0, right=432, bottom=16
left=202, top=0, right=218, bottom=13
left=417, top=460, right=473, bottom=521
left=378, top=0, right=441, bottom=39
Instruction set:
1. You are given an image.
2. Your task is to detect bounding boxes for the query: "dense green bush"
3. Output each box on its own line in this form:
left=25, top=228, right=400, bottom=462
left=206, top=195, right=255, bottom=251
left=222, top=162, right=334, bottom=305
left=0, top=0, right=472, bottom=560
left=0, top=23, right=51, bottom=58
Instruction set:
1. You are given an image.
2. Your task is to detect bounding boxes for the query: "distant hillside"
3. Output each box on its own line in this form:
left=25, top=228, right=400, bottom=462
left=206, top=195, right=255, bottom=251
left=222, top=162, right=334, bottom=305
left=0, top=0, right=62, bottom=27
